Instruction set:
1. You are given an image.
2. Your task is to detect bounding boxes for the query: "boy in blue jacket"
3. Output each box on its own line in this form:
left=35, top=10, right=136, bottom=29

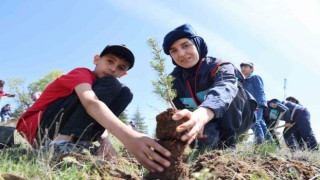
left=240, top=62, right=273, bottom=144
left=162, top=24, right=257, bottom=149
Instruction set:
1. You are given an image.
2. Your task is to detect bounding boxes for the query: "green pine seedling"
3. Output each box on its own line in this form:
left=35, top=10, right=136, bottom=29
left=148, top=38, right=177, bottom=110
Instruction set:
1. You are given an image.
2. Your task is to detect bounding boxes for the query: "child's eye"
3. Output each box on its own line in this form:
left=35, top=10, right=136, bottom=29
left=169, top=49, right=177, bottom=54
left=118, top=66, right=126, bottom=71
left=183, top=43, right=193, bottom=49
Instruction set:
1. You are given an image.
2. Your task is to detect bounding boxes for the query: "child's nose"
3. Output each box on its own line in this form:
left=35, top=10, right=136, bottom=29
left=109, top=66, right=116, bottom=71
left=178, top=49, right=185, bottom=57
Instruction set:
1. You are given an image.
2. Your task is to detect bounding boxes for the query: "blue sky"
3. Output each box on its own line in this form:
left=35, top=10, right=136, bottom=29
left=1, top=0, right=319, bottom=140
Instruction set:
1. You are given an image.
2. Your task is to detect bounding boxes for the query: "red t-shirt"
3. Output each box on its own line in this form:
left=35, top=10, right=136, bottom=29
left=16, top=68, right=96, bottom=145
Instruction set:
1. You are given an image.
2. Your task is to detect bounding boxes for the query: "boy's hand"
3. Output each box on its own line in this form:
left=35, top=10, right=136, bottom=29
left=284, top=123, right=293, bottom=128
left=125, top=133, right=171, bottom=172
left=172, top=107, right=214, bottom=145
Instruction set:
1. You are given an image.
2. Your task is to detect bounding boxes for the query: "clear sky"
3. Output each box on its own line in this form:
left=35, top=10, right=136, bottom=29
left=1, top=0, right=319, bottom=140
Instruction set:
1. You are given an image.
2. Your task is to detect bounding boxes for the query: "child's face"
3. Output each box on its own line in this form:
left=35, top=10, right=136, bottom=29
left=94, top=54, right=130, bottom=78
left=240, top=65, right=253, bottom=76
left=169, top=38, right=199, bottom=68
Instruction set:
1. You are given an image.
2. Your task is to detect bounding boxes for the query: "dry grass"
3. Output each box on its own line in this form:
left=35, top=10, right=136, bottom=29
left=0, top=125, right=319, bottom=179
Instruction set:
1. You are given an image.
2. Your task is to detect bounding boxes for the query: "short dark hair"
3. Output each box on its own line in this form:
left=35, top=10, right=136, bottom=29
left=286, top=96, right=300, bottom=104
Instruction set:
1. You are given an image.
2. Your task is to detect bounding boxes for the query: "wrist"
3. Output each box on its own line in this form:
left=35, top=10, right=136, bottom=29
left=196, top=107, right=214, bottom=124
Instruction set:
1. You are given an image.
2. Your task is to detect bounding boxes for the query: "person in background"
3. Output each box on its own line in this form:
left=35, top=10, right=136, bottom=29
left=16, top=44, right=170, bottom=172
left=268, top=98, right=318, bottom=151
left=31, top=91, right=42, bottom=102
left=128, top=121, right=136, bottom=130
left=240, top=62, right=273, bottom=144
left=0, top=104, right=12, bottom=123
left=286, top=96, right=300, bottom=105
left=0, top=80, right=15, bottom=99
left=263, top=99, right=288, bottom=147
left=285, top=96, right=305, bottom=150
left=162, top=24, right=257, bottom=150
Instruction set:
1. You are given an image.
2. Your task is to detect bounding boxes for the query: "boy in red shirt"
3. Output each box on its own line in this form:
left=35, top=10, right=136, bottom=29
left=16, top=45, right=170, bottom=173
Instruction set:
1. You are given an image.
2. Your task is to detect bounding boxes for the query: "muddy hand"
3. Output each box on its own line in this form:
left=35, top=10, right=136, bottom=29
left=172, top=107, right=213, bottom=145
left=126, top=134, right=171, bottom=173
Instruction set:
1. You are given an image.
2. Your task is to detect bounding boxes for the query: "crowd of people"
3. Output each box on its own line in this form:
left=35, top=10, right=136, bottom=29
left=0, top=24, right=318, bottom=172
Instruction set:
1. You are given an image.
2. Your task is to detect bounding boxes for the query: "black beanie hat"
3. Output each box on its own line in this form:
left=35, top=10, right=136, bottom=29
left=162, top=24, right=197, bottom=55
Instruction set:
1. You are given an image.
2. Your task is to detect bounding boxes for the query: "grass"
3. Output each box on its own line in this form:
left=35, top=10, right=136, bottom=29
left=0, top=129, right=319, bottom=179
left=0, top=130, right=142, bottom=179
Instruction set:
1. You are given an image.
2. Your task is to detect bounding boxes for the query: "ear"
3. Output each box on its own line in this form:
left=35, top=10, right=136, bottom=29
left=93, top=55, right=100, bottom=65
left=119, top=71, right=128, bottom=78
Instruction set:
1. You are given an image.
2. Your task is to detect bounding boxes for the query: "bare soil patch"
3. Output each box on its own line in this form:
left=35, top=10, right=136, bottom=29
left=49, top=149, right=320, bottom=180
left=188, top=150, right=320, bottom=179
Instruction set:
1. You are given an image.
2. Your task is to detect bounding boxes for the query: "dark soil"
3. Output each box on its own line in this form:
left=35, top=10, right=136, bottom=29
left=187, top=150, right=320, bottom=179
left=146, top=108, right=189, bottom=180
left=155, top=108, right=188, bottom=140
left=47, top=150, right=320, bottom=180
left=2, top=120, right=319, bottom=180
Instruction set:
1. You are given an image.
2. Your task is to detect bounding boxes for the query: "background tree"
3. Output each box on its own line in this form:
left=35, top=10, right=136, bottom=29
left=131, top=107, right=148, bottom=134
left=28, top=70, right=63, bottom=92
left=6, top=78, right=32, bottom=120
left=6, top=70, right=63, bottom=120
left=118, top=110, right=129, bottom=124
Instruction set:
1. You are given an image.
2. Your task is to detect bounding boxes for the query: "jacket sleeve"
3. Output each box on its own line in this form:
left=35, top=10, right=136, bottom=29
left=199, top=63, right=238, bottom=118
left=252, top=75, right=267, bottom=108
left=276, top=102, right=290, bottom=123
left=282, top=110, right=291, bottom=123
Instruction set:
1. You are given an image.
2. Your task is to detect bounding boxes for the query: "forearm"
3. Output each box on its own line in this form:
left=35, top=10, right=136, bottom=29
left=85, top=100, right=136, bottom=145
left=194, top=107, right=215, bottom=124
left=201, top=64, right=239, bottom=118
left=200, top=79, right=237, bottom=118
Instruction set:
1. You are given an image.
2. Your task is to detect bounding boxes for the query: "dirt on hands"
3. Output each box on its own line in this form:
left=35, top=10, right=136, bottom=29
left=146, top=108, right=189, bottom=180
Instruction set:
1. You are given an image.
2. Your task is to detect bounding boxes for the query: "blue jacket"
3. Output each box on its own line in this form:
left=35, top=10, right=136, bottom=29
left=171, top=57, right=257, bottom=134
left=1, top=106, right=12, bottom=116
left=263, top=99, right=306, bottom=124
left=282, top=101, right=306, bottom=123
left=242, top=74, right=267, bottom=108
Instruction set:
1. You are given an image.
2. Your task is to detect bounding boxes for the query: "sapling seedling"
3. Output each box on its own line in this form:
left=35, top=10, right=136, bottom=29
left=146, top=38, right=188, bottom=180
left=148, top=38, right=177, bottom=110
